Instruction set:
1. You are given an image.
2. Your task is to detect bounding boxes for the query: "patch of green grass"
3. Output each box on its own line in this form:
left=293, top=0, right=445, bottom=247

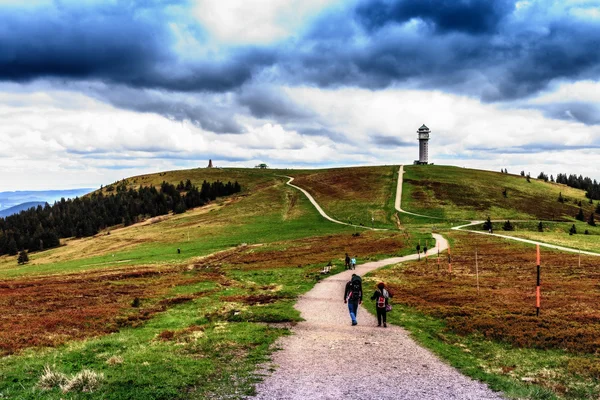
left=402, top=165, right=594, bottom=221
left=0, top=184, right=354, bottom=279
left=0, top=262, right=336, bottom=399
left=287, top=166, right=399, bottom=229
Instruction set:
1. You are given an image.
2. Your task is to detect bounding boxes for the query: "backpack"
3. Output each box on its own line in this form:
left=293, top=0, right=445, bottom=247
left=377, top=291, right=386, bottom=308
left=349, top=280, right=361, bottom=301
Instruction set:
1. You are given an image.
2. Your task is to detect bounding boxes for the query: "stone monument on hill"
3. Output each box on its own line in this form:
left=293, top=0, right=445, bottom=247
left=207, top=159, right=213, bottom=168
left=413, top=124, right=430, bottom=165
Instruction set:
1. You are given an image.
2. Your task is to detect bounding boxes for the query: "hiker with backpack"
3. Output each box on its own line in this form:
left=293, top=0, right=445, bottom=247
left=370, top=282, right=391, bottom=327
left=350, top=255, right=357, bottom=270
left=345, top=253, right=350, bottom=270
left=344, top=274, right=363, bottom=326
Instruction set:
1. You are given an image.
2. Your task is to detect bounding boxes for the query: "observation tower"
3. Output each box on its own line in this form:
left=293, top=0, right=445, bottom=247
left=414, top=124, right=430, bottom=165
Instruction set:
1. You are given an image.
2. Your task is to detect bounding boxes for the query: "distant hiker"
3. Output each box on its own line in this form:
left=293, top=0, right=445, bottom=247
left=423, top=245, right=428, bottom=255
left=344, top=274, right=363, bottom=326
left=351, top=256, right=357, bottom=270
left=345, top=253, right=350, bottom=270
left=370, top=282, right=391, bottom=327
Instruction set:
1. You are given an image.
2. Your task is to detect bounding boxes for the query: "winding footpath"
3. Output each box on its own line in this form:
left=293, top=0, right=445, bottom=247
left=249, top=174, right=505, bottom=399
left=396, top=165, right=598, bottom=256
left=283, top=175, right=386, bottom=231
left=395, top=165, right=445, bottom=220
left=453, top=221, right=600, bottom=257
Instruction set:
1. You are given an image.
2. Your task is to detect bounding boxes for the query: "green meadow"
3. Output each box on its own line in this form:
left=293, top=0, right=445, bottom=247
left=1, top=164, right=598, bottom=399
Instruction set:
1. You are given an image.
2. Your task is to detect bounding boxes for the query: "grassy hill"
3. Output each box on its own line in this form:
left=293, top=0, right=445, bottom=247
left=287, top=165, right=399, bottom=229
left=402, top=165, right=595, bottom=221
left=0, top=166, right=425, bottom=399
left=1, top=164, right=599, bottom=399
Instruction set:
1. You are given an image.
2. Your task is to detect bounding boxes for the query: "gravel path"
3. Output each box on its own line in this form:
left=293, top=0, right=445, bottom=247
left=453, top=221, right=600, bottom=256
left=282, top=175, right=387, bottom=231
left=251, top=233, right=504, bottom=399
left=395, top=165, right=445, bottom=220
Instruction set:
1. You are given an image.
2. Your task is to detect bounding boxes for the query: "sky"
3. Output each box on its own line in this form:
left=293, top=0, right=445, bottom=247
left=0, top=0, right=599, bottom=191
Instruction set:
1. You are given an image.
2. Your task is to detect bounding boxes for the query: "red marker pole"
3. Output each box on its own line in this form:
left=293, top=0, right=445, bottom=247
left=536, top=244, right=541, bottom=317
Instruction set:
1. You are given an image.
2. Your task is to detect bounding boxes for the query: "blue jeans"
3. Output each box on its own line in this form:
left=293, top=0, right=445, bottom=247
left=348, top=301, right=359, bottom=324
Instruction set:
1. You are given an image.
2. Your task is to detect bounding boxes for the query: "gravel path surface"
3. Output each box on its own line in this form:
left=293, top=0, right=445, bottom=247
left=251, top=234, right=504, bottom=400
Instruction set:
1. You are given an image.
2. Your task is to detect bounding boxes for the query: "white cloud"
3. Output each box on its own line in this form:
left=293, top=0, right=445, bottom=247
left=192, top=0, right=341, bottom=44
left=1, top=83, right=599, bottom=191
left=529, top=80, right=600, bottom=104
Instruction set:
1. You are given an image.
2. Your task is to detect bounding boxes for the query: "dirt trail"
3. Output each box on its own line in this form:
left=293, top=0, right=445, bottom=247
left=452, top=221, right=600, bottom=256
left=251, top=174, right=503, bottom=399
left=282, top=176, right=387, bottom=230
left=252, top=234, right=503, bottom=399
left=397, top=165, right=599, bottom=256
left=395, top=165, right=444, bottom=220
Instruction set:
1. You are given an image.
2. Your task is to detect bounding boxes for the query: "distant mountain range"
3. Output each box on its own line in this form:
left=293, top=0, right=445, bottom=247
left=0, top=189, right=93, bottom=217
left=0, top=202, right=48, bottom=218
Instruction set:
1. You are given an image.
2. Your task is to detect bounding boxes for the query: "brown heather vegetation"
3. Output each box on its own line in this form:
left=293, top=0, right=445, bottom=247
left=379, top=231, right=600, bottom=353
left=289, top=166, right=397, bottom=226
left=0, top=266, right=225, bottom=356
left=0, top=230, right=407, bottom=356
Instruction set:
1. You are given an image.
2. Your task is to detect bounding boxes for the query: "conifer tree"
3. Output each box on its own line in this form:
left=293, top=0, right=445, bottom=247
left=569, top=224, right=577, bottom=235
left=558, top=192, right=564, bottom=203
left=483, top=217, right=492, bottom=231
left=503, top=220, right=514, bottom=231
left=576, top=207, right=585, bottom=221
left=588, top=212, right=596, bottom=227
left=17, top=250, right=29, bottom=265
left=538, top=221, right=543, bottom=232
left=7, top=238, right=17, bottom=256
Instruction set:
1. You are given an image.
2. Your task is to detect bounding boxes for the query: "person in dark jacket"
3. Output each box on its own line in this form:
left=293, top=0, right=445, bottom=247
left=370, top=282, right=391, bottom=327
left=345, top=253, right=350, bottom=270
left=344, top=274, right=362, bottom=325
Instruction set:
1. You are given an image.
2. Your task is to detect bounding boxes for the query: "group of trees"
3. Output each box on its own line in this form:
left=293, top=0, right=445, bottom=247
left=554, top=173, right=600, bottom=200
left=0, top=180, right=241, bottom=257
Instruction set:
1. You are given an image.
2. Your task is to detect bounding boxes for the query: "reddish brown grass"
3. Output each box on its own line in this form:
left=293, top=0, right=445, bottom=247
left=213, top=231, right=407, bottom=271
left=0, top=231, right=408, bottom=356
left=0, top=266, right=225, bottom=356
left=381, top=231, right=600, bottom=353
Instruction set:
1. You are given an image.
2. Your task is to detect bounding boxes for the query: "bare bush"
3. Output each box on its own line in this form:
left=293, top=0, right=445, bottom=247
left=60, top=369, right=105, bottom=393
left=37, top=365, right=68, bottom=390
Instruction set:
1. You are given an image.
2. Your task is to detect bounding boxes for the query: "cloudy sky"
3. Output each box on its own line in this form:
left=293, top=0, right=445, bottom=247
left=1, top=0, right=599, bottom=191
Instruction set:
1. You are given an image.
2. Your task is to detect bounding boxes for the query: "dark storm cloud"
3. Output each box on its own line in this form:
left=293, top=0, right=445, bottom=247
left=296, top=127, right=351, bottom=143
left=371, top=135, right=415, bottom=147
left=356, top=0, right=515, bottom=34
left=287, top=0, right=600, bottom=101
left=237, top=86, right=315, bottom=120
left=84, top=84, right=245, bottom=133
left=1, top=0, right=600, bottom=127
left=0, top=1, right=273, bottom=92
left=530, top=102, right=600, bottom=126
